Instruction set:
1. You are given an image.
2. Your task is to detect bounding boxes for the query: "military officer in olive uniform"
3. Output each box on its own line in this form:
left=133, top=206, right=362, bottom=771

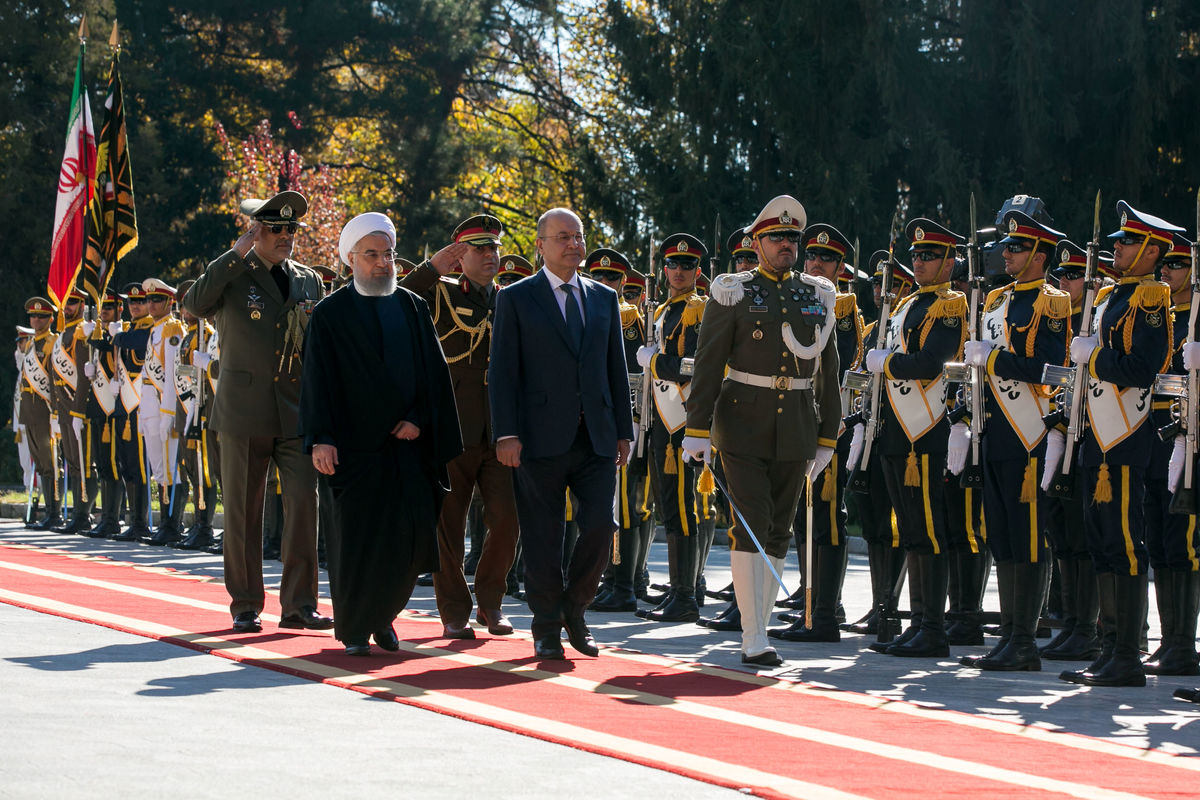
left=586, top=247, right=652, bottom=612
left=401, top=213, right=519, bottom=639
left=20, top=297, right=62, bottom=530
left=772, top=223, right=863, bottom=643
left=50, top=288, right=95, bottom=533
left=183, top=190, right=331, bottom=634
left=863, top=218, right=968, bottom=658
left=958, top=211, right=1070, bottom=671
left=683, top=196, right=841, bottom=667
left=1050, top=201, right=1179, bottom=687
left=79, top=288, right=125, bottom=538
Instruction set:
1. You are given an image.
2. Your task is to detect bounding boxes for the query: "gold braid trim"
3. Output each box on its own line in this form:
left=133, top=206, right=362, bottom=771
left=918, top=290, right=967, bottom=357
left=836, top=293, right=865, bottom=369
left=620, top=304, right=640, bottom=327
left=434, top=281, right=491, bottom=364
left=1012, top=284, right=1071, bottom=359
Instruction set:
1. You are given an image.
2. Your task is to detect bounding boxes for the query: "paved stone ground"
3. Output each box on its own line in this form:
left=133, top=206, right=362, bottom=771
left=1, top=520, right=1198, bottom=798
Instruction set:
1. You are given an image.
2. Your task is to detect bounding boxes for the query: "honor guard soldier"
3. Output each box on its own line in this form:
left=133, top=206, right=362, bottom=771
left=773, top=223, right=862, bottom=642
left=683, top=196, right=841, bottom=667
left=50, top=288, right=95, bottom=533
left=13, top=325, right=37, bottom=520
left=1052, top=201, right=1181, bottom=687
left=636, top=233, right=708, bottom=622
left=959, top=211, right=1070, bottom=670
left=139, top=278, right=187, bottom=545
left=586, top=247, right=652, bottom=612
left=863, top=218, right=968, bottom=658
left=110, top=284, right=154, bottom=541
left=400, top=213, right=519, bottom=638
left=172, top=280, right=221, bottom=551
left=184, top=190, right=331, bottom=634
left=79, top=289, right=126, bottom=538
left=20, top=297, right=62, bottom=530
left=495, top=253, right=534, bottom=288
left=622, top=268, right=647, bottom=305
left=1145, top=235, right=1199, bottom=676
left=728, top=227, right=758, bottom=273
left=1038, top=242, right=1103, bottom=660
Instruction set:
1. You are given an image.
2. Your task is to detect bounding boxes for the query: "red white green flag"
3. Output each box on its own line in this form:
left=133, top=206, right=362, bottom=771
left=48, top=42, right=96, bottom=310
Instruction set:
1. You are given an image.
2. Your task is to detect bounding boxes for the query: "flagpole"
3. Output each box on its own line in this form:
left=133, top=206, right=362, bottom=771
left=75, top=16, right=90, bottom=309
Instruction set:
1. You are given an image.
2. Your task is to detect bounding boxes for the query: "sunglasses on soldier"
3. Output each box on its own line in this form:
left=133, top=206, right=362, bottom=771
left=663, top=258, right=697, bottom=271
left=265, top=222, right=300, bottom=235
left=765, top=232, right=801, bottom=244
left=804, top=250, right=840, bottom=263
left=911, top=250, right=945, bottom=262
left=732, top=255, right=758, bottom=266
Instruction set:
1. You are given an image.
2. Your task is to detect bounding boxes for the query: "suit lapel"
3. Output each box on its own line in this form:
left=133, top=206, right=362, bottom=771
left=247, top=252, right=283, bottom=304
left=532, top=272, right=576, bottom=354
left=579, top=277, right=604, bottom=354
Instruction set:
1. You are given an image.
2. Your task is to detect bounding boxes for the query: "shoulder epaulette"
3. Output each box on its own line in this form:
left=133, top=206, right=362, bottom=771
left=1094, top=284, right=1115, bottom=306
left=928, top=288, right=967, bottom=320
left=983, top=285, right=1008, bottom=311
left=710, top=271, right=754, bottom=306
left=1032, top=284, right=1072, bottom=319
left=72, top=325, right=88, bottom=342
left=1130, top=280, right=1172, bottom=313
left=681, top=294, right=707, bottom=327
left=834, top=292, right=859, bottom=318
left=438, top=275, right=461, bottom=287
left=797, top=272, right=835, bottom=293
left=164, top=319, right=186, bottom=339
left=41, top=337, right=55, bottom=356
left=864, top=320, right=877, bottom=339
left=620, top=304, right=640, bottom=327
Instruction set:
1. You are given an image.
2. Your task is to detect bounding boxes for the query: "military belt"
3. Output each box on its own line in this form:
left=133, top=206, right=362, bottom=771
left=726, top=368, right=812, bottom=391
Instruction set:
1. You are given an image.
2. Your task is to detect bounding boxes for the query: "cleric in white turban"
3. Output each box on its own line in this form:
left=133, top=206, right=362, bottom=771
left=299, top=212, right=463, bottom=655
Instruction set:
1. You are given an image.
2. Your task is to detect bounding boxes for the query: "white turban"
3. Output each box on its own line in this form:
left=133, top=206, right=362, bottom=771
left=339, top=212, right=397, bottom=266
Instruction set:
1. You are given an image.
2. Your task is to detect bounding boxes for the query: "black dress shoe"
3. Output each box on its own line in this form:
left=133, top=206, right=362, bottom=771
left=442, top=621, right=477, bottom=639
left=279, top=606, right=334, bottom=630
left=562, top=616, right=599, bottom=657
left=373, top=625, right=400, bottom=651
left=344, top=637, right=370, bottom=656
left=232, top=612, right=262, bottom=633
left=416, top=573, right=434, bottom=587
left=742, top=649, right=784, bottom=667
left=534, top=635, right=565, bottom=659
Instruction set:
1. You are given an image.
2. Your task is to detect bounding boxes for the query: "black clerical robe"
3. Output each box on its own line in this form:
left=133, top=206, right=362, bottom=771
left=299, top=283, right=463, bottom=641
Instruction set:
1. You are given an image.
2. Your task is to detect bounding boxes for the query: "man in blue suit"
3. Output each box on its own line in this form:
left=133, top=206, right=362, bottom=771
left=490, top=207, right=634, bottom=659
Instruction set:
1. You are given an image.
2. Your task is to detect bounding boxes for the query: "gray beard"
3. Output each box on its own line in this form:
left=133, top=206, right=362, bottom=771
left=354, top=275, right=397, bottom=297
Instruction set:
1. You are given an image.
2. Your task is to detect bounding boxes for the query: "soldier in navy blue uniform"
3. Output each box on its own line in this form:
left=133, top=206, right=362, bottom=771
left=773, top=223, right=862, bottom=642
left=636, top=233, right=708, bottom=622
left=1053, top=201, right=1181, bottom=687
left=587, top=248, right=653, bottom=612
left=109, top=284, right=154, bottom=541
left=863, top=219, right=967, bottom=657
left=1144, top=235, right=1199, bottom=676
left=80, top=289, right=126, bottom=539
left=1039, top=242, right=1102, bottom=661
left=844, top=251, right=914, bottom=639
left=959, top=212, right=1070, bottom=670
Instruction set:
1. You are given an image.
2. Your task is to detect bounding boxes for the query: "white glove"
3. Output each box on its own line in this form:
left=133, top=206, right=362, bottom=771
left=50, top=415, right=61, bottom=438
left=108, top=321, right=123, bottom=337
left=1041, top=429, right=1066, bottom=492
left=70, top=416, right=84, bottom=440
left=80, top=321, right=96, bottom=337
left=1169, top=435, right=1187, bottom=492
left=680, top=435, right=711, bottom=465
left=947, top=422, right=969, bottom=475
left=804, top=445, right=834, bottom=481
left=1070, top=335, right=1098, bottom=366
left=963, top=339, right=995, bottom=367
left=192, top=352, right=213, bottom=370
left=636, top=345, right=658, bottom=369
left=846, top=422, right=865, bottom=472
left=1183, top=342, right=1200, bottom=372
left=864, top=348, right=890, bottom=374
left=83, top=362, right=95, bottom=378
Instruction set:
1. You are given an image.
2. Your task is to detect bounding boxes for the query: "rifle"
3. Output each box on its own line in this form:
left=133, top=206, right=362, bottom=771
left=636, top=236, right=657, bottom=458
left=1041, top=190, right=1102, bottom=498
left=1169, top=192, right=1200, bottom=514
left=710, top=214, right=722, bottom=280
left=849, top=214, right=901, bottom=494
left=961, top=193, right=984, bottom=489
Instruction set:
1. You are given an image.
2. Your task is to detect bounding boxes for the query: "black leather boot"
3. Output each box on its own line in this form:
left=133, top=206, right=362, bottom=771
left=1040, top=558, right=1076, bottom=655
left=636, top=535, right=675, bottom=617
left=590, top=528, right=640, bottom=612
left=146, top=483, right=186, bottom=545
left=1060, top=571, right=1117, bottom=683
left=646, top=534, right=700, bottom=622
left=177, top=485, right=217, bottom=551
left=85, top=479, right=124, bottom=539
left=30, top=481, right=63, bottom=531
left=888, top=552, right=949, bottom=657
left=706, top=581, right=736, bottom=602
left=870, top=549, right=917, bottom=652
left=979, top=561, right=1044, bottom=671
left=1045, top=557, right=1102, bottom=661
left=1084, top=572, right=1148, bottom=686
left=946, top=550, right=988, bottom=645
left=1146, top=570, right=1200, bottom=676
left=699, top=598, right=742, bottom=631
left=695, top=515, right=716, bottom=609
left=843, top=541, right=888, bottom=635
left=113, top=483, right=150, bottom=541
left=774, top=544, right=843, bottom=642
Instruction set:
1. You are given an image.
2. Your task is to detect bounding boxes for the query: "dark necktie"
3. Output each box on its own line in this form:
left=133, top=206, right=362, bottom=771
left=270, top=262, right=290, bottom=301
left=563, top=283, right=584, bottom=351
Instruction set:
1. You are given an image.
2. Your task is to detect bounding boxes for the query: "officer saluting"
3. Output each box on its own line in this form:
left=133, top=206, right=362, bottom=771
left=863, top=218, right=968, bottom=658
left=683, top=196, right=840, bottom=667
left=1054, top=201, right=1181, bottom=687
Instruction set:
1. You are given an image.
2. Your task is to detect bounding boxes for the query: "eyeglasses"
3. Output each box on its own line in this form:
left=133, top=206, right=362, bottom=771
left=542, top=233, right=586, bottom=246
left=664, top=259, right=697, bottom=271
left=128, top=298, right=148, bottom=303
left=66, top=298, right=82, bottom=305
left=911, top=250, right=945, bottom=262
left=732, top=255, right=758, bottom=265
left=804, top=250, right=840, bottom=263
left=1059, top=270, right=1085, bottom=280
left=467, top=241, right=499, bottom=251
left=148, top=295, right=172, bottom=302
left=1116, top=236, right=1145, bottom=247
left=495, top=274, right=521, bottom=286
left=353, top=249, right=396, bottom=262
left=765, top=232, right=801, bottom=243
left=1003, top=242, right=1033, bottom=254
left=1162, top=260, right=1191, bottom=271
left=266, top=222, right=300, bottom=235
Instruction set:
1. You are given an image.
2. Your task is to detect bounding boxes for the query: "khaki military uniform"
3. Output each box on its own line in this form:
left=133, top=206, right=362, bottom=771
left=20, top=331, right=59, bottom=519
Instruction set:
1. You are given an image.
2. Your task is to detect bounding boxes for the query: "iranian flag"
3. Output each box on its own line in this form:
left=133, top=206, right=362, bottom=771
left=48, top=42, right=96, bottom=309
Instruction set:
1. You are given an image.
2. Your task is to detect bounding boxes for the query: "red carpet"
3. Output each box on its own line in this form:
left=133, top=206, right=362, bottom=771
left=1, top=541, right=1196, bottom=799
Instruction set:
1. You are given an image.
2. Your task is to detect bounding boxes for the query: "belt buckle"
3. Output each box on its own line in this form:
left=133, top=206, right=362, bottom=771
left=773, top=375, right=789, bottom=391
